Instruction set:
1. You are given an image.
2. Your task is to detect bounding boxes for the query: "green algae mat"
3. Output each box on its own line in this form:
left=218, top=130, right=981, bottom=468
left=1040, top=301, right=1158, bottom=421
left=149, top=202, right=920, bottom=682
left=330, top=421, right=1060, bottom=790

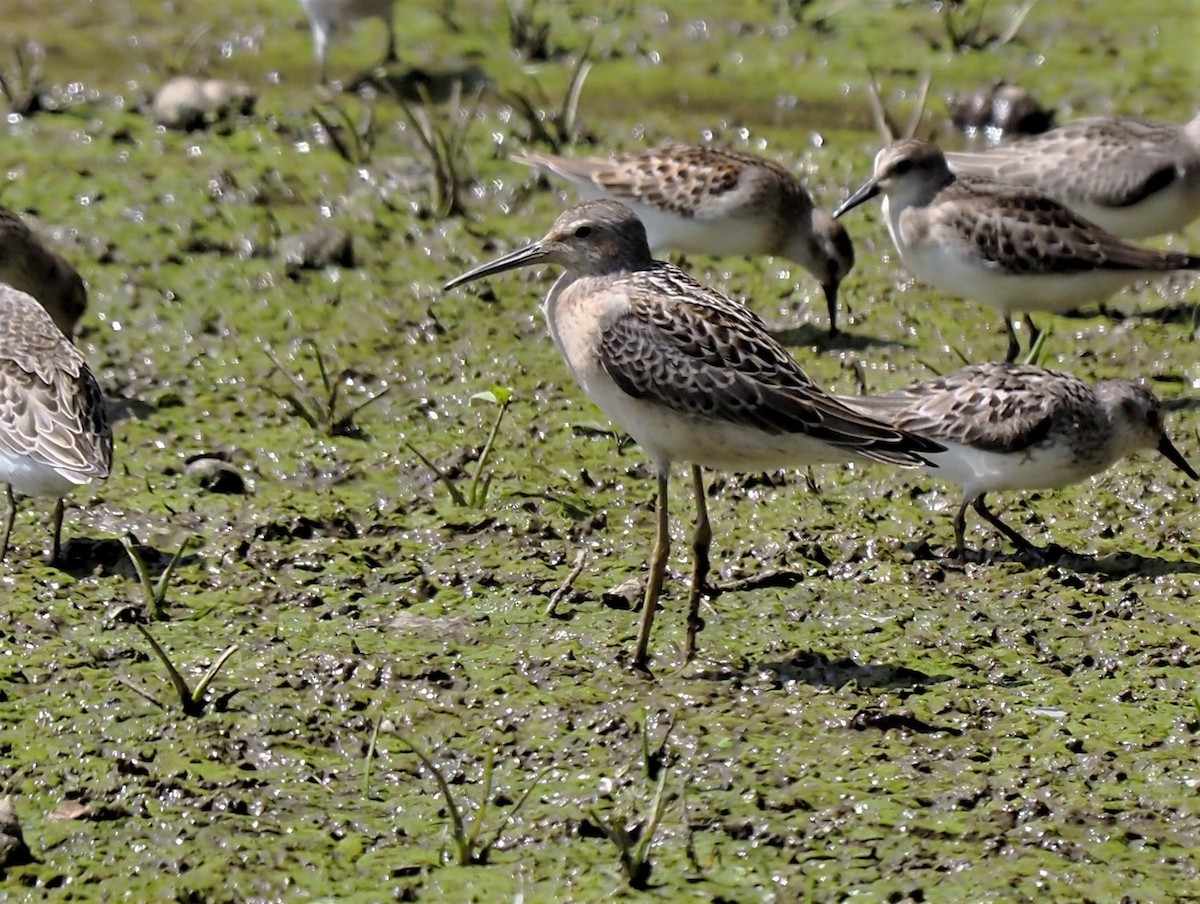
left=2, top=0, right=1199, bottom=900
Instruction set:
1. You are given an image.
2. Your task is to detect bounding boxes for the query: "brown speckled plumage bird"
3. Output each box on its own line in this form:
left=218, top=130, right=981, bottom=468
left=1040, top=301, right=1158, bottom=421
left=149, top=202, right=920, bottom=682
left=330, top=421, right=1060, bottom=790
left=946, top=113, right=1200, bottom=238
left=838, top=363, right=1196, bottom=560
left=834, top=139, right=1200, bottom=361
left=445, top=199, right=939, bottom=671
left=516, top=144, right=855, bottom=335
left=0, top=284, right=111, bottom=562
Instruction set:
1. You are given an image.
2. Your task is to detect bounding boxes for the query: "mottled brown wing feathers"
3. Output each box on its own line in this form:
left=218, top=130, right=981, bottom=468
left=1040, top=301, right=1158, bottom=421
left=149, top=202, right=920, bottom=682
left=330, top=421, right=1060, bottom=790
left=948, top=117, right=1187, bottom=210
left=597, top=267, right=942, bottom=465
left=945, top=177, right=1200, bottom=273
left=0, top=359, right=111, bottom=478
left=0, top=285, right=111, bottom=478
left=841, top=364, right=1085, bottom=454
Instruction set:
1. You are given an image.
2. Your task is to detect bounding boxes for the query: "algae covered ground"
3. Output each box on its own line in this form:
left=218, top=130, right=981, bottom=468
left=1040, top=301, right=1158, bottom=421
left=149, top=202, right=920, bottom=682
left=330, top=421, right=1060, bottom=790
left=2, top=0, right=1200, bottom=900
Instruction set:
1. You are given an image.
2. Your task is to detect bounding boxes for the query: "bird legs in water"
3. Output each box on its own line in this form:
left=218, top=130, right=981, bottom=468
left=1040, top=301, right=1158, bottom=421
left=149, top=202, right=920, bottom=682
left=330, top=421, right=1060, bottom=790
left=633, top=465, right=712, bottom=673
left=685, top=465, right=712, bottom=663
left=955, top=493, right=1060, bottom=565
left=1003, top=314, right=1043, bottom=363
left=1, top=485, right=14, bottom=561
left=1, top=486, right=67, bottom=564
left=50, top=498, right=65, bottom=564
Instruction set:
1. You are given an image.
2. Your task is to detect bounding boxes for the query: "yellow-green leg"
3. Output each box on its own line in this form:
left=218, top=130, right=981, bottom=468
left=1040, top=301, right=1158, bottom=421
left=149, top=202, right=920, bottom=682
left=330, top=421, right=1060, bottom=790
left=49, top=498, right=65, bottom=564
left=1, top=485, right=15, bottom=561
left=684, top=465, right=711, bottom=662
left=634, top=470, right=671, bottom=674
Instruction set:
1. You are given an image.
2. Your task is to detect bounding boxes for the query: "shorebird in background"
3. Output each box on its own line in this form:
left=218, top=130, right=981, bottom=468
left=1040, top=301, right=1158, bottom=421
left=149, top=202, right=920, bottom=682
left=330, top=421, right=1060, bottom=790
left=945, top=112, right=1200, bottom=239
left=0, top=205, right=88, bottom=338
left=839, top=363, right=1196, bottom=561
left=516, top=144, right=855, bottom=336
left=0, top=284, right=112, bottom=563
left=834, top=139, right=1200, bottom=361
left=300, top=0, right=396, bottom=84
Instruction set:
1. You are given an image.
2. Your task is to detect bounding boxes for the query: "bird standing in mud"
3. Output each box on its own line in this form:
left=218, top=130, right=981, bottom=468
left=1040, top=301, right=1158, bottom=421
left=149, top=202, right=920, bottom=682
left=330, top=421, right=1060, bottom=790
left=837, top=363, right=1196, bottom=561
left=834, top=139, right=1200, bottom=361
left=445, top=199, right=941, bottom=672
left=0, top=284, right=112, bottom=563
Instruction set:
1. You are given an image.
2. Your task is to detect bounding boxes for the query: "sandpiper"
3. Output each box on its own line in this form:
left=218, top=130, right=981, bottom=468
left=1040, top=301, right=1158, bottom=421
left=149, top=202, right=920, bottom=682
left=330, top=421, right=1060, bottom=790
left=0, top=284, right=112, bottom=563
left=833, top=139, right=1200, bottom=361
left=945, top=112, right=1200, bottom=239
left=838, top=362, right=1196, bottom=561
left=0, top=205, right=87, bottom=338
left=444, top=199, right=941, bottom=672
left=299, top=0, right=396, bottom=85
left=515, top=144, right=856, bottom=335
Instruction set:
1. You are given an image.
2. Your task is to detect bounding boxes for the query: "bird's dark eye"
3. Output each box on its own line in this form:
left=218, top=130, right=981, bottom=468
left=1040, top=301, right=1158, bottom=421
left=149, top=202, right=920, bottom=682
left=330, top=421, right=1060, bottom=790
left=1147, top=408, right=1160, bottom=428
left=890, top=159, right=913, bottom=176
left=574, top=225, right=592, bottom=238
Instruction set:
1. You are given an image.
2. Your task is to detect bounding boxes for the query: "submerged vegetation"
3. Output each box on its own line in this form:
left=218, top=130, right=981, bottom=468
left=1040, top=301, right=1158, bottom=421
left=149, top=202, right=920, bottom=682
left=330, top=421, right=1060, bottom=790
left=1, top=0, right=1199, bottom=900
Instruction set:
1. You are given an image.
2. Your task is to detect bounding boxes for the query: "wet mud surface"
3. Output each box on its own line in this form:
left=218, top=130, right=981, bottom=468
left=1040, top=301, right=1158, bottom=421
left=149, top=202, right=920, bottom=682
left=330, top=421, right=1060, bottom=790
left=1, top=0, right=1199, bottom=900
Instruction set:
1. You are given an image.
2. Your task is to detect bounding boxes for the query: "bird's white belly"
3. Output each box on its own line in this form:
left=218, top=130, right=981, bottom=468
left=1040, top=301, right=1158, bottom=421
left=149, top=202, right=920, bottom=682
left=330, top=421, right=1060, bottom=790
left=925, top=440, right=1106, bottom=499
left=566, top=362, right=864, bottom=472
left=894, top=236, right=1147, bottom=315
left=0, top=451, right=89, bottom=498
left=1071, top=179, right=1200, bottom=239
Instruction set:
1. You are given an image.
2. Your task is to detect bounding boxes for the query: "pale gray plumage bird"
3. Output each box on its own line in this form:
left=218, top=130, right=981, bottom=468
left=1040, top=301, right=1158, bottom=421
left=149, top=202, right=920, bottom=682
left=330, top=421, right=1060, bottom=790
left=834, top=139, right=1200, bottom=361
left=445, top=199, right=941, bottom=672
left=838, top=363, right=1196, bottom=561
left=0, top=284, right=111, bottom=563
left=945, top=112, right=1200, bottom=239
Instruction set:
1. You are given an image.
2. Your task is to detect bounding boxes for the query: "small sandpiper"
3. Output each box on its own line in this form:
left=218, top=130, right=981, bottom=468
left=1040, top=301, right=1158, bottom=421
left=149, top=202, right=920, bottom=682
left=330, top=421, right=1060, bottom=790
left=0, top=284, right=112, bottom=563
left=838, top=362, right=1196, bottom=561
left=516, top=144, right=856, bottom=336
left=946, top=112, right=1200, bottom=239
left=0, top=205, right=88, bottom=339
left=299, top=0, right=396, bottom=85
left=444, top=199, right=941, bottom=672
left=833, top=138, right=1200, bottom=361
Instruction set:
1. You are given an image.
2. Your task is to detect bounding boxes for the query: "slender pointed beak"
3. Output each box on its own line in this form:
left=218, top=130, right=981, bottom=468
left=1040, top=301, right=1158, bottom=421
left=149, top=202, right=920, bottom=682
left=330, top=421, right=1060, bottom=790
left=443, top=240, right=550, bottom=291
left=1157, top=432, right=1199, bottom=480
left=832, top=179, right=881, bottom=219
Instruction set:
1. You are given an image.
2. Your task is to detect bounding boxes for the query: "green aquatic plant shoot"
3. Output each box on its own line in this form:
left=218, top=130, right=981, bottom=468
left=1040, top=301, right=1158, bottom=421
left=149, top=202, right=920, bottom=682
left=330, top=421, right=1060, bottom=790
left=398, top=734, right=550, bottom=867
left=264, top=341, right=390, bottom=438
left=122, top=534, right=191, bottom=621
left=127, top=624, right=238, bottom=717
left=406, top=385, right=513, bottom=508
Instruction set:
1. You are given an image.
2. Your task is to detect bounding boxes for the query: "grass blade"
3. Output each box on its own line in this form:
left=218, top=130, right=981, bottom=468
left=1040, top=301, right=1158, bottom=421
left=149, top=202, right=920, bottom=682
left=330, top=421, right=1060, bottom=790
left=134, top=623, right=195, bottom=714
left=191, top=644, right=238, bottom=705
